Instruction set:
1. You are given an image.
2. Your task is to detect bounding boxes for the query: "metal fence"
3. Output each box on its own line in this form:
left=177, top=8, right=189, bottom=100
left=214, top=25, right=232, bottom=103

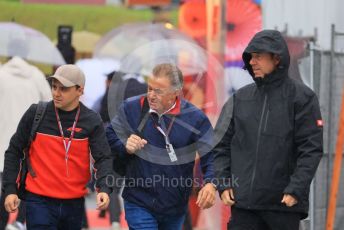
left=296, top=24, right=344, bottom=230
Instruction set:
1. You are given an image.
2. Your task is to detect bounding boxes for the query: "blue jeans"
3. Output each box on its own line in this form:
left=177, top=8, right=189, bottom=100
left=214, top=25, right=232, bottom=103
left=124, top=200, right=186, bottom=230
left=25, top=192, right=84, bottom=230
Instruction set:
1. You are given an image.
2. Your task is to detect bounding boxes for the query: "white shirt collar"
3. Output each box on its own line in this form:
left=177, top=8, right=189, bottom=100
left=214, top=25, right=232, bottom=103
left=149, top=101, right=176, bottom=117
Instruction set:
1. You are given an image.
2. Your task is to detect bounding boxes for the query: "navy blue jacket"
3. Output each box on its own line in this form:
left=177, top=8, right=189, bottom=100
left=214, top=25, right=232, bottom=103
left=106, top=96, right=215, bottom=215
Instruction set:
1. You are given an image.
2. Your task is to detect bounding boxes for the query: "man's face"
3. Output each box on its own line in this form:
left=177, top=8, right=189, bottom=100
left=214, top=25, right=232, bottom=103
left=52, top=79, right=83, bottom=111
left=249, top=52, right=280, bottom=78
left=147, top=75, right=179, bottom=114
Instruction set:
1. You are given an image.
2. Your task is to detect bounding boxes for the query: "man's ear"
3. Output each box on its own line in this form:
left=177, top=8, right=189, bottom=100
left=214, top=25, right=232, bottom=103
left=273, top=54, right=281, bottom=66
left=78, top=87, right=84, bottom=95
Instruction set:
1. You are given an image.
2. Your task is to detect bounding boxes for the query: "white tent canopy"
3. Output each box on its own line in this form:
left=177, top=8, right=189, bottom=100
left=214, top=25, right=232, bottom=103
left=262, top=0, right=344, bottom=50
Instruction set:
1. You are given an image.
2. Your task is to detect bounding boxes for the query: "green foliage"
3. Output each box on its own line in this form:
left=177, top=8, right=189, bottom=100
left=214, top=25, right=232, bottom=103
left=0, top=1, right=178, bottom=40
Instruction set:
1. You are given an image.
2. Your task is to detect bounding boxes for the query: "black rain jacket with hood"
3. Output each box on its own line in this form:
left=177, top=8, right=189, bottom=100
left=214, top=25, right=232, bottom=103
left=213, top=30, right=323, bottom=218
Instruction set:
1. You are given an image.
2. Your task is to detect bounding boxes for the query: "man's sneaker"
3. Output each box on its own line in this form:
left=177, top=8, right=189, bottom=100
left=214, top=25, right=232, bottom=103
left=98, top=209, right=106, bottom=218
left=6, top=221, right=26, bottom=230
left=111, top=221, right=121, bottom=230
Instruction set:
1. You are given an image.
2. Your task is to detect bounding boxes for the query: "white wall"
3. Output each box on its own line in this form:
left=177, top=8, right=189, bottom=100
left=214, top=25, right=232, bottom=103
left=262, top=0, right=344, bottom=50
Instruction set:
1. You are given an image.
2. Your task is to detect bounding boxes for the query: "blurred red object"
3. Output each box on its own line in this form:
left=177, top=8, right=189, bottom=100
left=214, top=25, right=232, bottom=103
left=225, top=0, right=262, bottom=61
left=178, top=0, right=262, bottom=62
left=179, top=1, right=207, bottom=38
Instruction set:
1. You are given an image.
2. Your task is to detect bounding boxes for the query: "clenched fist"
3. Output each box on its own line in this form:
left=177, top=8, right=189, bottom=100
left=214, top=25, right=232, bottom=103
left=125, top=134, right=147, bottom=154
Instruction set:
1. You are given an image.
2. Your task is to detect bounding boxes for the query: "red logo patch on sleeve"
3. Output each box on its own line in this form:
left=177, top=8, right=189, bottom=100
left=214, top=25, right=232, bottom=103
left=67, top=127, right=82, bottom=132
left=317, top=120, right=323, bottom=127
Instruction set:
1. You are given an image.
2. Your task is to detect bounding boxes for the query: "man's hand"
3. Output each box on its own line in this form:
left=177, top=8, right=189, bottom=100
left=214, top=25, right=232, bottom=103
left=196, top=183, right=216, bottom=209
left=4, top=194, right=20, bottom=213
left=221, top=188, right=235, bottom=206
left=281, top=194, right=298, bottom=207
left=125, top=134, right=147, bottom=154
left=96, top=192, right=110, bottom=210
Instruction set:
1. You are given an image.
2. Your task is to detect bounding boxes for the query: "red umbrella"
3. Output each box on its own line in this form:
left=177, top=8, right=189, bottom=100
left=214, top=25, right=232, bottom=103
left=178, top=0, right=261, bottom=62
left=178, top=1, right=207, bottom=38
left=226, top=0, right=262, bottom=62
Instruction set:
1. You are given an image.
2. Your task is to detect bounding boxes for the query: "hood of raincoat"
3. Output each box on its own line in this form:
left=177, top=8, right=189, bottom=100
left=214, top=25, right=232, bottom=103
left=242, top=30, right=290, bottom=86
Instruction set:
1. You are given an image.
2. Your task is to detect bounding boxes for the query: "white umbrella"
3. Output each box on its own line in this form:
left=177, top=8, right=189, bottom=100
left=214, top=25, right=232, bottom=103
left=93, top=22, right=198, bottom=61
left=119, top=38, right=209, bottom=76
left=0, top=22, right=66, bottom=65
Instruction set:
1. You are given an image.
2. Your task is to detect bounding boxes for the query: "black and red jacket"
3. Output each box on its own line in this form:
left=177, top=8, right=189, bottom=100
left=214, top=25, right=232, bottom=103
left=2, top=101, right=113, bottom=199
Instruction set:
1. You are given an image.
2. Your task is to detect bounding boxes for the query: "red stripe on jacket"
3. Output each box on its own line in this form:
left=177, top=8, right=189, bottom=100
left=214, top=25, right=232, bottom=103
left=25, top=132, right=90, bottom=199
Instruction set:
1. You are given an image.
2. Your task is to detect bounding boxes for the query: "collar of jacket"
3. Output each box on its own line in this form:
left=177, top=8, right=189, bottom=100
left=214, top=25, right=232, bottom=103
left=253, top=67, right=288, bottom=88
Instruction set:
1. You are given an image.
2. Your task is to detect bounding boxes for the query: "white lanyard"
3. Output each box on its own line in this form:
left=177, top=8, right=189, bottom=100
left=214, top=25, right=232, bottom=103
left=155, top=117, right=177, bottom=162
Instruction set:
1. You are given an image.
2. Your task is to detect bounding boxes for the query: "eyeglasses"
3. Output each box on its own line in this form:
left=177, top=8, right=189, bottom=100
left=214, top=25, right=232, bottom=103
left=147, top=86, right=176, bottom=96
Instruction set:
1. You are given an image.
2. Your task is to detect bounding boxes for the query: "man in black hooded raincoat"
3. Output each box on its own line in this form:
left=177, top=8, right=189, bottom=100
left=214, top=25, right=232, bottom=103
left=213, top=30, right=323, bottom=230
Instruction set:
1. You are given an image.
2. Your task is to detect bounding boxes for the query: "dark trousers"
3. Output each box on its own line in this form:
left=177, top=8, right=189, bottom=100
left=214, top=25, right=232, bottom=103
left=109, top=183, right=121, bottom=223
left=16, top=201, right=26, bottom=223
left=228, top=207, right=301, bottom=230
left=25, top=192, right=84, bottom=230
left=0, top=173, right=9, bottom=230
left=0, top=191, right=9, bottom=230
left=183, top=208, right=193, bottom=230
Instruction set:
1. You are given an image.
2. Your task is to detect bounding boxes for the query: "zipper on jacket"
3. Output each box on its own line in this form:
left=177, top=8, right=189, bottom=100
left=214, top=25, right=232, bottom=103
left=263, top=109, right=270, bottom=132
left=249, top=93, right=268, bottom=205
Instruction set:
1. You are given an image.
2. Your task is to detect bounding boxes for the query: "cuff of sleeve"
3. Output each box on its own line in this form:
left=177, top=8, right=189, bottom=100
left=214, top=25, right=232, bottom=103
left=202, top=181, right=217, bottom=190
left=283, top=186, right=300, bottom=201
left=98, top=186, right=112, bottom=195
left=118, top=145, right=129, bottom=158
left=217, top=184, right=232, bottom=197
left=203, top=178, right=218, bottom=189
left=4, top=185, right=18, bottom=196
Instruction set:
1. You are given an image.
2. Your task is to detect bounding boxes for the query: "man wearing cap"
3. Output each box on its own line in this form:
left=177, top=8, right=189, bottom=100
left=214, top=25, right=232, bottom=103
left=2, top=64, right=113, bottom=229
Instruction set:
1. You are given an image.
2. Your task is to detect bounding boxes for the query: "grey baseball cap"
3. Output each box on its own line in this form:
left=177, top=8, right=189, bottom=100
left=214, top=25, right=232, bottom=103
left=50, top=64, right=85, bottom=87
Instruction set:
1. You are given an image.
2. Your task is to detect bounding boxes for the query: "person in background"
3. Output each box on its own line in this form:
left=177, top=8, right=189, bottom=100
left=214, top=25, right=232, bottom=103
left=0, top=39, right=51, bottom=230
left=92, top=70, right=147, bottom=230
